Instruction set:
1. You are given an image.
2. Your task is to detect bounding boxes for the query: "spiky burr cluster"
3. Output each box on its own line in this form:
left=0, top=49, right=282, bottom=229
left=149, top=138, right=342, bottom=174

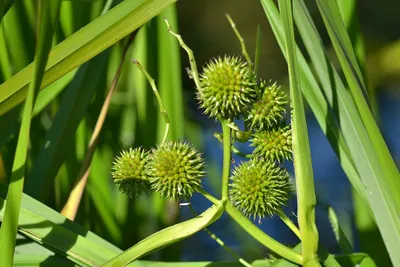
left=229, top=158, right=291, bottom=219
left=111, top=148, right=150, bottom=197
left=146, top=141, right=206, bottom=200
left=198, top=56, right=257, bottom=119
left=246, top=82, right=287, bottom=130
left=251, top=125, right=292, bottom=163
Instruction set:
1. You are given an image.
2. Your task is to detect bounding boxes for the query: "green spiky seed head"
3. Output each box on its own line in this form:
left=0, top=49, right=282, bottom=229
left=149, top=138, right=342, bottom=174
left=251, top=125, right=292, bottom=163
left=146, top=141, right=205, bottom=200
left=230, top=158, right=291, bottom=220
left=111, top=147, right=150, bottom=197
left=247, top=82, right=287, bottom=129
left=198, top=56, right=257, bottom=119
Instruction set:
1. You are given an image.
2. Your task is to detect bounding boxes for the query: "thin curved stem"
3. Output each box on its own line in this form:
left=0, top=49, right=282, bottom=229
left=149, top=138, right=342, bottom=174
left=277, top=210, right=301, bottom=239
left=225, top=14, right=253, bottom=72
left=165, top=19, right=202, bottom=91
left=132, top=60, right=170, bottom=144
left=198, top=188, right=219, bottom=205
left=221, top=119, right=232, bottom=200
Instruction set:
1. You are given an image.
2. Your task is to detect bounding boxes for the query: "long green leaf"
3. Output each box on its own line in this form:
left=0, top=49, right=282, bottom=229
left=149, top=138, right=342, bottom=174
left=0, top=192, right=125, bottom=266
left=13, top=255, right=77, bottom=267
left=278, top=0, right=318, bottom=265
left=0, top=0, right=177, bottom=116
left=102, top=202, right=225, bottom=267
left=0, top=2, right=61, bottom=266
left=291, top=0, right=371, bottom=207
left=26, top=52, right=108, bottom=201
left=315, top=1, right=400, bottom=264
left=259, top=0, right=367, bottom=204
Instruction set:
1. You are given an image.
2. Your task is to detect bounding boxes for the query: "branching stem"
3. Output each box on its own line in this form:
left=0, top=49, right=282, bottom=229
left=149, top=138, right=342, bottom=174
left=226, top=14, right=253, bottom=72
left=132, top=60, right=170, bottom=144
left=221, top=119, right=231, bottom=200
left=165, top=19, right=202, bottom=90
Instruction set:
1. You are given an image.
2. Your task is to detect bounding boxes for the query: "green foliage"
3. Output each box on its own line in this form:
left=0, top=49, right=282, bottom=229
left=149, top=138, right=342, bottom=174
left=0, top=0, right=396, bottom=266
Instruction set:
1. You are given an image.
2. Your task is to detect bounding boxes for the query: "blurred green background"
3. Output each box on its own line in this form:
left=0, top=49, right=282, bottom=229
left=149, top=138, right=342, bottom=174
left=0, top=0, right=399, bottom=264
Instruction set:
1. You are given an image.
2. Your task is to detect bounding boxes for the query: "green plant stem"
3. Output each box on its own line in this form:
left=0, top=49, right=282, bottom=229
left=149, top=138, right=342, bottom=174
left=165, top=19, right=202, bottom=90
left=254, top=25, right=262, bottom=77
left=231, top=146, right=253, bottom=159
left=278, top=0, right=319, bottom=265
left=188, top=206, right=252, bottom=267
left=132, top=60, right=170, bottom=144
left=199, top=188, right=219, bottom=205
left=226, top=14, right=253, bottom=72
left=221, top=119, right=231, bottom=200
left=226, top=202, right=302, bottom=264
left=277, top=210, right=301, bottom=239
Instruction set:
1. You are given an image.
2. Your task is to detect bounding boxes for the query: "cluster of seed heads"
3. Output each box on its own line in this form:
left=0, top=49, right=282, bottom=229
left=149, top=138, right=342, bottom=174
left=111, top=142, right=205, bottom=199
left=111, top=32, right=293, bottom=221
left=197, top=55, right=293, bottom=219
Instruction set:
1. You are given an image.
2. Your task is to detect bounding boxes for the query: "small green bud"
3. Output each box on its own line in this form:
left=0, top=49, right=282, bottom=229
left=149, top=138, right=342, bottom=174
left=198, top=56, right=257, bottom=119
left=247, top=82, right=287, bottom=130
left=230, top=158, right=291, bottom=220
left=146, top=141, right=206, bottom=200
left=251, top=125, right=292, bottom=163
left=111, top=147, right=150, bottom=197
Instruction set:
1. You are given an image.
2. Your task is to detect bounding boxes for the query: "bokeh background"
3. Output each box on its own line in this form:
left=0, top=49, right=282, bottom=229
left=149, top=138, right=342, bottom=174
left=0, top=0, right=399, bottom=265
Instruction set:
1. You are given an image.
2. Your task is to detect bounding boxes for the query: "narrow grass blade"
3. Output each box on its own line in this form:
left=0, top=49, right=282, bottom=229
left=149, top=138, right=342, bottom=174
left=0, top=2, right=61, bottom=266
left=0, top=25, right=12, bottom=80
left=278, top=0, right=318, bottom=264
left=334, top=253, right=376, bottom=267
left=327, top=206, right=353, bottom=254
left=156, top=5, right=184, bottom=141
left=26, top=52, right=108, bottom=201
left=259, top=0, right=367, bottom=204
left=13, top=255, right=76, bottom=267
left=293, top=0, right=374, bottom=204
left=102, top=202, right=225, bottom=267
left=61, top=33, right=135, bottom=220
left=32, top=68, right=78, bottom=116
left=316, top=0, right=400, bottom=200
left=254, top=25, right=262, bottom=78
left=2, top=0, right=34, bottom=72
left=315, top=1, right=400, bottom=264
left=0, top=0, right=177, bottom=117
left=0, top=193, right=125, bottom=266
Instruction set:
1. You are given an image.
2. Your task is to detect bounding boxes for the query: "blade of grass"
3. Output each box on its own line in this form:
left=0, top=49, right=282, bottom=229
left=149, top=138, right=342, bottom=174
left=156, top=5, right=184, bottom=142
left=0, top=0, right=177, bottom=117
left=315, top=1, right=400, bottom=264
left=0, top=2, right=61, bottom=266
left=61, top=33, right=136, bottom=220
left=0, top=194, right=126, bottom=266
left=327, top=206, right=353, bottom=254
left=2, top=0, right=34, bottom=72
left=102, top=202, right=225, bottom=267
left=13, top=255, right=76, bottom=267
left=278, top=0, right=318, bottom=265
left=26, top=52, right=109, bottom=201
left=254, top=25, right=262, bottom=78
left=260, top=0, right=367, bottom=208
left=316, top=0, right=400, bottom=201
left=292, top=0, right=373, bottom=205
